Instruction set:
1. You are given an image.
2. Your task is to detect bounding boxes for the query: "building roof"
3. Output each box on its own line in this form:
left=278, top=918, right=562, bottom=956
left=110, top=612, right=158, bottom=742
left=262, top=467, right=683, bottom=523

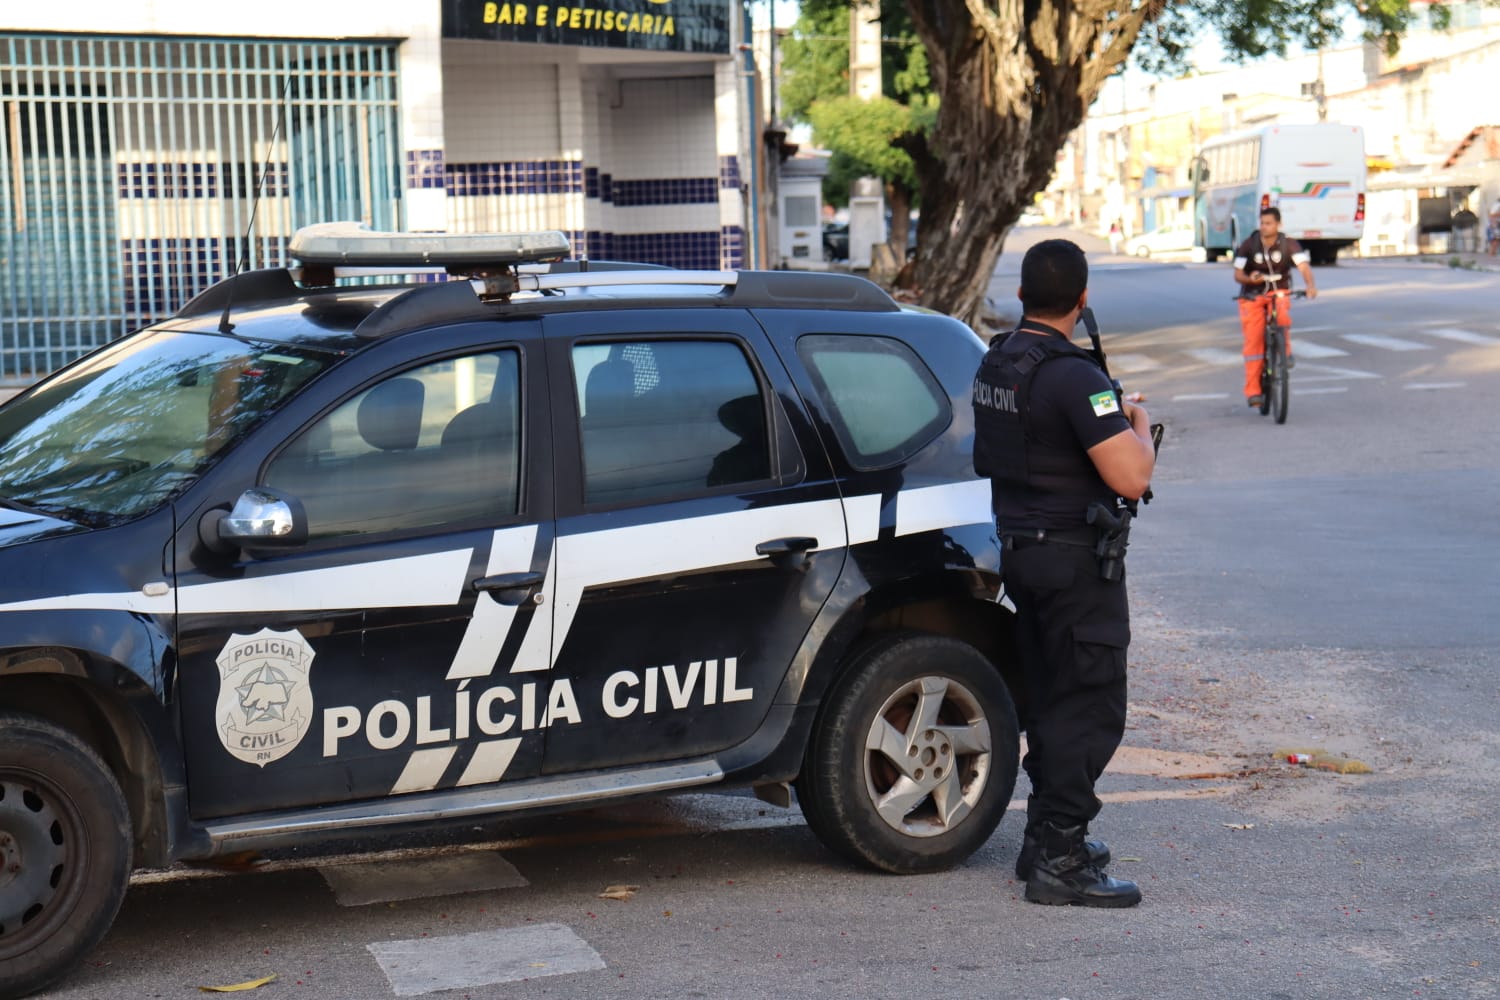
left=1441, top=125, right=1500, bottom=169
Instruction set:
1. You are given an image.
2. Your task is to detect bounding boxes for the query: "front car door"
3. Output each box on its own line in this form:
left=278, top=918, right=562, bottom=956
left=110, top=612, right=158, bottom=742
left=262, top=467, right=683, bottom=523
left=536, top=309, right=846, bottom=774
left=174, top=323, right=556, bottom=819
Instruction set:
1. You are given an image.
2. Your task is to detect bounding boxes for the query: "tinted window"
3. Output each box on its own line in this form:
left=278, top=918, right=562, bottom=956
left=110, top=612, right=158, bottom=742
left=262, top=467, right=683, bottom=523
left=0, top=330, right=334, bottom=524
left=572, top=339, right=770, bottom=505
left=796, top=334, right=949, bottom=470
left=265, top=350, right=521, bottom=539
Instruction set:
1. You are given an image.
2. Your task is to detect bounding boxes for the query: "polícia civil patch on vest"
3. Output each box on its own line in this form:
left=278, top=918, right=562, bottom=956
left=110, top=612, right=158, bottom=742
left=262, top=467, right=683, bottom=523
left=1088, top=390, right=1120, bottom=417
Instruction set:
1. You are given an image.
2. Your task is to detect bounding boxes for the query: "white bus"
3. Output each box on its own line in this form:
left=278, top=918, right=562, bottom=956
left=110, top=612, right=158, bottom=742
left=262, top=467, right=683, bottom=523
left=1191, top=123, right=1367, bottom=264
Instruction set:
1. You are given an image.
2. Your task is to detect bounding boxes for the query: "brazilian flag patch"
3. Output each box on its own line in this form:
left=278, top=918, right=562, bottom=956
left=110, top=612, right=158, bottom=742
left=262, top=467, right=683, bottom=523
left=1089, top=390, right=1120, bottom=417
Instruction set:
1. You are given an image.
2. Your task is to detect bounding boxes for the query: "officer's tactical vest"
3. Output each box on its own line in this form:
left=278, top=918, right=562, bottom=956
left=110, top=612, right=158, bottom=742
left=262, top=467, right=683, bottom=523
left=973, top=329, right=1108, bottom=494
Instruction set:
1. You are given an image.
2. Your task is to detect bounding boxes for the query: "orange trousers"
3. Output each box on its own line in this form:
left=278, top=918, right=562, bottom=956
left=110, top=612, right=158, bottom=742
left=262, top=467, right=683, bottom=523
left=1238, top=293, right=1293, bottom=398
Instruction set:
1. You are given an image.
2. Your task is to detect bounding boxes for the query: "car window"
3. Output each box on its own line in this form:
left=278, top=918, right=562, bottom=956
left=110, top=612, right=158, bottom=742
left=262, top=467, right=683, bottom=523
left=0, top=330, right=335, bottom=525
left=265, top=350, right=522, bottom=540
left=796, top=334, right=949, bottom=471
left=571, top=339, right=770, bottom=505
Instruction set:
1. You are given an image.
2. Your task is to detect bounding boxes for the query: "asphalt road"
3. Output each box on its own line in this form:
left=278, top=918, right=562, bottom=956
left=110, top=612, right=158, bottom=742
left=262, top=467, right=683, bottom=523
left=38, top=247, right=1500, bottom=1000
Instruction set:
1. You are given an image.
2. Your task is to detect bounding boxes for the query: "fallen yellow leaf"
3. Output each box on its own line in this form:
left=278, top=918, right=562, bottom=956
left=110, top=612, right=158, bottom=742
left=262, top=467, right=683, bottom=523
left=199, top=974, right=277, bottom=993
left=597, top=884, right=640, bottom=901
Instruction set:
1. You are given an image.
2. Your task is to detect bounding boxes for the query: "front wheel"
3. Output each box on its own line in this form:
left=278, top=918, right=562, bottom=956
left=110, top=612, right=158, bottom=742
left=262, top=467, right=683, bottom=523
left=796, top=633, right=1019, bottom=874
left=1269, top=325, right=1290, bottom=424
left=0, top=713, right=132, bottom=1000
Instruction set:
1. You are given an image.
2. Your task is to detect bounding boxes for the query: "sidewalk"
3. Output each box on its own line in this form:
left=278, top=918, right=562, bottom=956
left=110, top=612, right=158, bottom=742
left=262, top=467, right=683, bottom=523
left=1343, top=247, right=1500, bottom=273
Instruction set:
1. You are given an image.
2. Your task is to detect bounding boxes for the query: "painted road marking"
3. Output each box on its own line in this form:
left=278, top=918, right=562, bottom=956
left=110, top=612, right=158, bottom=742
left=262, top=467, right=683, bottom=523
left=1405, top=381, right=1466, bottom=390
left=1295, top=386, right=1350, bottom=395
left=321, top=851, right=527, bottom=907
left=1108, top=352, right=1160, bottom=373
left=1340, top=332, right=1430, bottom=352
left=1285, top=339, right=1347, bottom=358
left=368, top=923, right=605, bottom=996
left=1185, top=347, right=1243, bottom=366
left=1295, top=364, right=1381, bottom=382
left=1423, top=328, right=1497, bottom=345
left=1172, top=392, right=1231, bottom=401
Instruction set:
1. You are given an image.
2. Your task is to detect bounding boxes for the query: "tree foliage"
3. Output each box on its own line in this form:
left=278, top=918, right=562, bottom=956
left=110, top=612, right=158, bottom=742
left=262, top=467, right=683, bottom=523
left=782, top=0, right=1464, bottom=327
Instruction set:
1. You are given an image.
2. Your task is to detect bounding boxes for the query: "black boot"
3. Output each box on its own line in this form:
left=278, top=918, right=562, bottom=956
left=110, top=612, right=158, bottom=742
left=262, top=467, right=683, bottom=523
left=1015, top=827, right=1111, bottom=880
left=1024, top=821, right=1141, bottom=908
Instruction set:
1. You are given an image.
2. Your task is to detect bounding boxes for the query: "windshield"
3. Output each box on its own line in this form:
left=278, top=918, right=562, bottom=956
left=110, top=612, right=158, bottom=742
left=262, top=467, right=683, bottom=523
left=0, top=329, right=338, bottom=525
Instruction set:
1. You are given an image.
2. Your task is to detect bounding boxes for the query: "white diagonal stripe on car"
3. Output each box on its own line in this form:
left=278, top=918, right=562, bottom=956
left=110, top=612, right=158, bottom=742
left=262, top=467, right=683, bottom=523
left=457, top=738, right=522, bottom=786
left=447, top=525, right=539, bottom=680
left=390, top=747, right=459, bottom=795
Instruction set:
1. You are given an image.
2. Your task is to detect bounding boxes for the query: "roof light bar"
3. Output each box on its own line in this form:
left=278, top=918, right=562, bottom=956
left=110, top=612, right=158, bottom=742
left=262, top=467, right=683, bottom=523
left=288, top=222, right=571, bottom=268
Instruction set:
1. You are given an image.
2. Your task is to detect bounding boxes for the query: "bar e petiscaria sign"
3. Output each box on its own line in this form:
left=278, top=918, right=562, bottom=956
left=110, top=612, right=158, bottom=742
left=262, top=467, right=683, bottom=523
left=442, top=0, right=732, bottom=54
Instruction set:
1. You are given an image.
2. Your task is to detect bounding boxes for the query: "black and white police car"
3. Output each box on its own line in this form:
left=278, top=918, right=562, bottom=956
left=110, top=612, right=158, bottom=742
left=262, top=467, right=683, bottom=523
left=0, top=224, right=1020, bottom=997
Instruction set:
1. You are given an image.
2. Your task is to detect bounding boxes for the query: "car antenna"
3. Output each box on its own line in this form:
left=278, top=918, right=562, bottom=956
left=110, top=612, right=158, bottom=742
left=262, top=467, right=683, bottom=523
left=219, top=76, right=293, bottom=335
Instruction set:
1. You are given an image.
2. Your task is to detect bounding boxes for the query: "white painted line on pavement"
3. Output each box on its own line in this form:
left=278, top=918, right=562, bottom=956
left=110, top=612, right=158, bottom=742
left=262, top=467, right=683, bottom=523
left=1423, top=328, right=1497, bottom=345
left=1107, top=352, right=1160, bottom=373
left=1291, top=325, right=1333, bottom=333
left=1341, top=332, right=1430, bottom=351
left=1172, top=393, right=1231, bottom=401
left=1296, top=364, right=1382, bottom=382
left=1405, top=381, right=1466, bottom=390
left=1185, top=347, right=1242, bottom=366
left=369, top=923, right=605, bottom=996
left=322, top=851, right=528, bottom=907
left=1285, top=339, right=1347, bottom=358
left=1295, top=386, right=1350, bottom=395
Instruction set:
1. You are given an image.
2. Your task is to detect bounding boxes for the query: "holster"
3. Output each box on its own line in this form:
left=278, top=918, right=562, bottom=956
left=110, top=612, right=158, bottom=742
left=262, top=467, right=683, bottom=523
left=1086, top=502, right=1133, bottom=582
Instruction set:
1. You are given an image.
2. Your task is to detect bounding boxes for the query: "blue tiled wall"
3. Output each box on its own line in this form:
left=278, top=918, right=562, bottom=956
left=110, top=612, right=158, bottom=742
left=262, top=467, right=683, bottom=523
left=118, top=161, right=288, bottom=198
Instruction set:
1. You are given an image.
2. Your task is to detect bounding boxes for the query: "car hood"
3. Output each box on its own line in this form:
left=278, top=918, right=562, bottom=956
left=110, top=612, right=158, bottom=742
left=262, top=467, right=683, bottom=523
left=0, top=504, right=87, bottom=546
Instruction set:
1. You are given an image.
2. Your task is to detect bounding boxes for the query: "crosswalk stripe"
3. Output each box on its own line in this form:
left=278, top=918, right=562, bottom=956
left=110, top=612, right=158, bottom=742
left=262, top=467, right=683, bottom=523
left=1295, top=386, right=1350, bottom=395
left=1296, top=364, right=1382, bottom=381
left=1172, top=392, right=1231, bottom=401
left=1341, top=333, right=1429, bottom=351
left=1405, top=381, right=1466, bottom=390
left=322, top=852, right=528, bottom=907
left=1423, top=328, right=1497, bottom=345
left=1108, top=352, right=1160, bottom=373
left=368, top=924, right=605, bottom=996
left=1286, top=339, right=1347, bottom=358
left=1185, top=347, right=1242, bottom=366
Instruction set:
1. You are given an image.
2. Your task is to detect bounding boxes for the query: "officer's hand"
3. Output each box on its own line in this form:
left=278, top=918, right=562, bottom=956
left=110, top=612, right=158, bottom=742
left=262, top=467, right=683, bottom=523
left=1122, top=399, right=1150, bottom=429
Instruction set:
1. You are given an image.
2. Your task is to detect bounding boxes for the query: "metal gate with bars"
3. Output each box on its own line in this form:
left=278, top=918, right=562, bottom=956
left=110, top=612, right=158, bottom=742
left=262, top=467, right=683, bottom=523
left=1, top=33, right=401, bottom=382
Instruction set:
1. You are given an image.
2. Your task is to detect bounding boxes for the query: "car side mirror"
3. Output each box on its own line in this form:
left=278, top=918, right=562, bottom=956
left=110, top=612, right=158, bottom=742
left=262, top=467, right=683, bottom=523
left=199, top=487, right=308, bottom=554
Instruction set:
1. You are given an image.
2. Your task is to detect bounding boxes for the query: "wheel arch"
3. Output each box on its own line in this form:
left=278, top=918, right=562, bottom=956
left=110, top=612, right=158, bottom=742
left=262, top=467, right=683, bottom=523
left=0, top=658, right=177, bottom=868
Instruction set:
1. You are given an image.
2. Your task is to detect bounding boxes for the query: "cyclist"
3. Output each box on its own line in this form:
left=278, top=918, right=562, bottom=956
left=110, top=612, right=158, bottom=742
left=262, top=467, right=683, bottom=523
left=1233, top=206, right=1317, bottom=408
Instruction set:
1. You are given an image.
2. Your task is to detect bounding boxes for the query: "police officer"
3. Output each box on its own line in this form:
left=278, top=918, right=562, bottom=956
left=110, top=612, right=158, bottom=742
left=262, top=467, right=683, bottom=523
left=972, top=239, right=1156, bottom=908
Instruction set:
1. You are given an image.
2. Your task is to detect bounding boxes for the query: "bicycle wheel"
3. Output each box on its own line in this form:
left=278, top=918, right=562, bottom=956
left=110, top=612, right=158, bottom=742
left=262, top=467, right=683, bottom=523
left=1269, top=323, right=1289, bottom=424
left=1258, top=357, right=1271, bottom=416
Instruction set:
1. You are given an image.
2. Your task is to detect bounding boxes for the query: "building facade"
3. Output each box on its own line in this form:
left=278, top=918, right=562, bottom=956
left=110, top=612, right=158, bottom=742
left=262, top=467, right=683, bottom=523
left=1, top=0, right=755, bottom=381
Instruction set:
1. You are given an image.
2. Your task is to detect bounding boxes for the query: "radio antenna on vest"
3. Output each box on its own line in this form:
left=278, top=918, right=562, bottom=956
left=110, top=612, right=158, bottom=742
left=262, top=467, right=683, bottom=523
left=219, top=75, right=294, bottom=335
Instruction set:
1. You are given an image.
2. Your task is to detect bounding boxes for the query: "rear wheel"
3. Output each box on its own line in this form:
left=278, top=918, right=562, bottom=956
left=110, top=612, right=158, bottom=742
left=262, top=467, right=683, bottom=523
left=796, top=633, right=1019, bottom=874
left=0, top=713, right=132, bottom=999
left=1269, top=324, right=1290, bottom=424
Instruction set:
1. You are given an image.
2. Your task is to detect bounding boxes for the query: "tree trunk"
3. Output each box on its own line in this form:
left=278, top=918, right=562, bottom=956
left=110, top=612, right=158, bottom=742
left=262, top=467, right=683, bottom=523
left=903, top=0, right=1150, bottom=328
left=886, top=182, right=913, bottom=261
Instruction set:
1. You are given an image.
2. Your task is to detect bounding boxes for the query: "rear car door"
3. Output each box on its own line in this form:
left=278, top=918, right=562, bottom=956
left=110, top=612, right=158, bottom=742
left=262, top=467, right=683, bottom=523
left=536, top=309, right=845, bottom=774
left=174, top=323, right=556, bottom=818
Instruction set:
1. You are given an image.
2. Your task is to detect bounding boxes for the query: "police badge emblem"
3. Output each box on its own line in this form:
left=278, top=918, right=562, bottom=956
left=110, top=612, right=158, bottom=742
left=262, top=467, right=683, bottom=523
left=214, top=627, right=316, bottom=767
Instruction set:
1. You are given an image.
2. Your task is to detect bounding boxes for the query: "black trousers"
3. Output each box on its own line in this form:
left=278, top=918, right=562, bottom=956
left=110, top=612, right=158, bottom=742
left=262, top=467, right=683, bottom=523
left=1003, top=540, right=1130, bottom=830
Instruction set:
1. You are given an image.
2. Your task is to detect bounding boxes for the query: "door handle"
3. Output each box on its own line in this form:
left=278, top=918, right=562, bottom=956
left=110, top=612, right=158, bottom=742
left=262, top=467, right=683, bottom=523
left=473, top=571, right=546, bottom=606
left=755, top=536, right=818, bottom=570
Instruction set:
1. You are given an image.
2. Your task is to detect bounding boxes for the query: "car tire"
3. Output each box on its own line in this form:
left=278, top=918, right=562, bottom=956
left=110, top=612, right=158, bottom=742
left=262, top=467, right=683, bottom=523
left=796, top=633, right=1019, bottom=874
left=0, top=713, right=132, bottom=1000
left=1134, top=246, right=1151, bottom=258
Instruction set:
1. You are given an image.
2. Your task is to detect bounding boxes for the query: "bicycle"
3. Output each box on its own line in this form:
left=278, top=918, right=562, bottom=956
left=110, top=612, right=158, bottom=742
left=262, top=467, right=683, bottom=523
left=1242, top=273, right=1306, bottom=425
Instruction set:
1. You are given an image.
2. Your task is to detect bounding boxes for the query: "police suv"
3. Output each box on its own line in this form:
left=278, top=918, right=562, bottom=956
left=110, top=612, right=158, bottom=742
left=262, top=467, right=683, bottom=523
left=0, top=224, right=1019, bottom=997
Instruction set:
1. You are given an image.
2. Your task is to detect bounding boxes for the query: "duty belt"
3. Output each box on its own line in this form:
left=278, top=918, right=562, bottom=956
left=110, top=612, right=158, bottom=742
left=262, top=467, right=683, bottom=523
left=1000, top=526, right=1098, bottom=550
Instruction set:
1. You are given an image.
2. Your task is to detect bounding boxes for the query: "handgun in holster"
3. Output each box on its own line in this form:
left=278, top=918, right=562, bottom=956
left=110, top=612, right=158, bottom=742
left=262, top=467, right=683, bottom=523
left=1086, top=502, right=1133, bottom=582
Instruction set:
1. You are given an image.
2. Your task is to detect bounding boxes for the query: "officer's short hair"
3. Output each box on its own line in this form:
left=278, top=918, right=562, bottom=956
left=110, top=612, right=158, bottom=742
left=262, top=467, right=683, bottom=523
left=1020, top=239, right=1088, bottom=317
left=1261, top=206, right=1282, bottom=222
